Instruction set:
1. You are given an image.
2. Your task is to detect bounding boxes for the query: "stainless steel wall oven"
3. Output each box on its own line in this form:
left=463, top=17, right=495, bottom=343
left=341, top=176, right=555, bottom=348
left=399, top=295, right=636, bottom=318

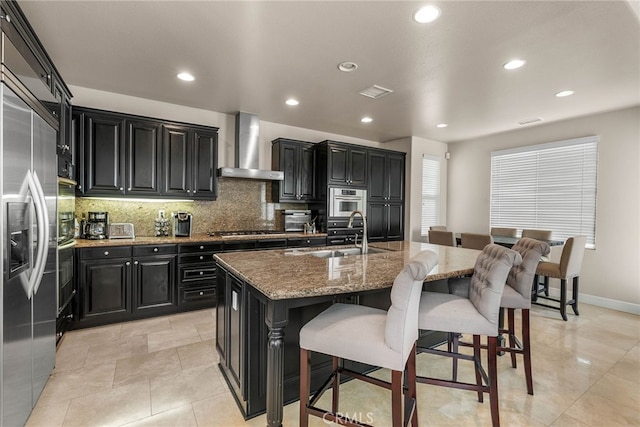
left=56, top=178, right=77, bottom=342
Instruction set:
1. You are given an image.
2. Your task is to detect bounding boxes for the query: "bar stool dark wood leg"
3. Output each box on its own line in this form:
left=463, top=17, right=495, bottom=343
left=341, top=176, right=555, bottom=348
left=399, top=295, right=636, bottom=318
left=473, top=335, right=484, bottom=403
left=488, top=336, right=500, bottom=427
left=507, top=308, right=517, bottom=368
left=522, top=308, right=534, bottom=395
left=406, top=345, right=418, bottom=427
left=571, top=277, right=580, bottom=315
left=332, top=356, right=340, bottom=413
left=299, top=348, right=310, bottom=427
left=560, top=278, right=568, bottom=321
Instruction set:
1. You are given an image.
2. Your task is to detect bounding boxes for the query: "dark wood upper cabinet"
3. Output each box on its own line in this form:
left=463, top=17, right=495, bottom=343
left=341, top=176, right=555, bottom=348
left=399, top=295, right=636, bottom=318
left=82, top=113, right=126, bottom=195
left=74, top=106, right=218, bottom=199
left=368, top=150, right=405, bottom=202
left=126, top=120, right=162, bottom=195
left=271, top=138, right=316, bottom=203
left=324, top=142, right=367, bottom=187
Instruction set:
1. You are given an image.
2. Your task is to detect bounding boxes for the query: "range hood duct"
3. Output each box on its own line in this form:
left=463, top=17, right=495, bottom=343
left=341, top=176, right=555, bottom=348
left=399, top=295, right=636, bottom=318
left=218, top=112, right=284, bottom=180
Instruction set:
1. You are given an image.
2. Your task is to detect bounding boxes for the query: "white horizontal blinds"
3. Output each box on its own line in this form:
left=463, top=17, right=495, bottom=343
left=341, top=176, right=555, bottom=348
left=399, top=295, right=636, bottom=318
left=421, top=155, right=441, bottom=236
left=490, top=136, right=598, bottom=247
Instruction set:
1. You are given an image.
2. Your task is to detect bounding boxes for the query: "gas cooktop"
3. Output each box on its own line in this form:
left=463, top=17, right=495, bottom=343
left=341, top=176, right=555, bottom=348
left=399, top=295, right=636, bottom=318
left=207, top=230, right=286, bottom=237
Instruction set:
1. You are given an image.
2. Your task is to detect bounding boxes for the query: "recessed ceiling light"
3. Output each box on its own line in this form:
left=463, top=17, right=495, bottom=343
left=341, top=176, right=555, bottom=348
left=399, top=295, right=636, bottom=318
left=555, top=90, right=574, bottom=98
left=503, top=59, right=526, bottom=70
left=337, top=61, right=358, bottom=72
left=413, top=5, right=441, bottom=23
left=177, top=72, right=195, bottom=81
left=361, top=117, right=373, bottom=123
left=285, top=98, right=299, bottom=106
left=436, top=123, right=448, bottom=128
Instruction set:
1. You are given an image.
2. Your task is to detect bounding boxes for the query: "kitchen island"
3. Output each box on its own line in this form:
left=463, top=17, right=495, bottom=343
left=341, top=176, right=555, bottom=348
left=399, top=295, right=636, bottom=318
left=214, top=241, right=479, bottom=427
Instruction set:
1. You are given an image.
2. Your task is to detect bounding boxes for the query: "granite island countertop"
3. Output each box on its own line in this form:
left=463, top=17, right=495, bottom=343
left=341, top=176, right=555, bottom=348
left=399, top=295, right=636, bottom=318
left=74, top=232, right=328, bottom=248
left=214, top=241, right=479, bottom=301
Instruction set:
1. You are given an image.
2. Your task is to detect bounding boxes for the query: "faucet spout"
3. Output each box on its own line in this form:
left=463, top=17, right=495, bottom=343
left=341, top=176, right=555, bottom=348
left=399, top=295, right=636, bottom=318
left=347, top=210, right=368, bottom=254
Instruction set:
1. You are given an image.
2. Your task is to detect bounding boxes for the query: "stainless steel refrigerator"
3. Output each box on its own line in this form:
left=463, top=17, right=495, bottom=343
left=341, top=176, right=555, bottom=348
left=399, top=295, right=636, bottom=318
left=1, top=82, right=57, bottom=426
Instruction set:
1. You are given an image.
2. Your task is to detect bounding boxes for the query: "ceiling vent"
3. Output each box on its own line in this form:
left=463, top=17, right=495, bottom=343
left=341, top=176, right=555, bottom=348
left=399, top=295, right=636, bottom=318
left=517, top=117, right=543, bottom=125
left=358, top=85, right=394, bottom=99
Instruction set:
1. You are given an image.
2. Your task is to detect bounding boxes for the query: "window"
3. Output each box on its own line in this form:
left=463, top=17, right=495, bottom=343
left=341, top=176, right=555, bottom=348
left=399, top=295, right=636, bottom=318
left=490, top=136, right=598, bottom=247
left=421, top=155, right=442, bottom=236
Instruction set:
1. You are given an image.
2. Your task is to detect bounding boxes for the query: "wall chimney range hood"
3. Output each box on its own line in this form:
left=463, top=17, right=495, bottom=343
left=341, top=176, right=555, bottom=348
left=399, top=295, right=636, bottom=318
left=218, top=112, right=284, bottom=181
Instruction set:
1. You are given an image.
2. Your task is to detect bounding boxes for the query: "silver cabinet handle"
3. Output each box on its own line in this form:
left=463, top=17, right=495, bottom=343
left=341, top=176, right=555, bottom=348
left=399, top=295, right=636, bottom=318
left=199, top=245, right=204, bottom=250
left=104, top=251, right=109, bottom=256
left=119, top=187, right=124, bottom=191
left=134, top=261, right=139, bottom=265
left=126, top=261, right=130, bottom=266
left=199, top=256, right=204, bottom=260
left=153, top=247, right=158, bottom=252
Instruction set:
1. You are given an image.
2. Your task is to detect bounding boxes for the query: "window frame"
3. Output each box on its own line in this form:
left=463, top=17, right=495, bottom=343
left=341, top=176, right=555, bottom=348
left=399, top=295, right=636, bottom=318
left=421, top=154, right=442, bottom=236
left=490, top=135, right=598, bottom=248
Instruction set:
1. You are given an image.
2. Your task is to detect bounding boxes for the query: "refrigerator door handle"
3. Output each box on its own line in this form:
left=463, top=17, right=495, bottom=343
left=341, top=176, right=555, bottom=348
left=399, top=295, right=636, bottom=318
left=26, top=170, right=50, bottom=298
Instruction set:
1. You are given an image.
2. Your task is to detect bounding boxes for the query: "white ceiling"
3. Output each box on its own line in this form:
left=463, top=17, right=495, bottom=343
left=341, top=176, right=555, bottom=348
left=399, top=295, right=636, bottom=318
left=19, top=1, right=640, bottom=143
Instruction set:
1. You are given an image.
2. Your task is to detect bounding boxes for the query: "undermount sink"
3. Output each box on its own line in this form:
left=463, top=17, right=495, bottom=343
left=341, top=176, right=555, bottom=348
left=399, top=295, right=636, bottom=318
left=308, top=247, right=389, bottom=259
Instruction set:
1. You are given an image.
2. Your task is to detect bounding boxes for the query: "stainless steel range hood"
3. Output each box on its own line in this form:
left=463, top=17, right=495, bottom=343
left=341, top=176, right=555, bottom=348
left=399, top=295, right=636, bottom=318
left=218, top=112, right=284, bottom=181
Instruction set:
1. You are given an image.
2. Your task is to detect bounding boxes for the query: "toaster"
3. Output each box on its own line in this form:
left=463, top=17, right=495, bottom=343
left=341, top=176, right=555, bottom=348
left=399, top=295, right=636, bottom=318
left=108, top=223, right=135, bottom=239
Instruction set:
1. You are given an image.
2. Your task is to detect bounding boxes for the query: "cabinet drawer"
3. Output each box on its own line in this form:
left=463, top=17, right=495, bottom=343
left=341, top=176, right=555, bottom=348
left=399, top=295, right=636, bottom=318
left=180, top=286, right=216, bottom=304
left=180, top=253, right=216, bottom=264
left=179, top=243, right=223, bottom=253
left=256, top=238, right=287, bottom=249
left=223, top=240, right=257, bottom=252
left=132, top=244, right=177, bottom=256
left=287, top=237, right=327, bottom=247
left=79, top=246, right=131, bottom=260
left=180, top=265, right=217, bottom=283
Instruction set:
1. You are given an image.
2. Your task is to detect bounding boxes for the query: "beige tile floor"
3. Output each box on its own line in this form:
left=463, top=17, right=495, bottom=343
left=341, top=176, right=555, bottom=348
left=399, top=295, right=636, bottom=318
left=26, top=303, right=639, bottom=427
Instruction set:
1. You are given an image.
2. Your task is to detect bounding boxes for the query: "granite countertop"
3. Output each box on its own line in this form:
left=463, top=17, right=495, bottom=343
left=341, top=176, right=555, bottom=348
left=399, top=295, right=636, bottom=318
left=214, top=241, right=479, bottom=301
left=74, top=232, right=328, bottom=248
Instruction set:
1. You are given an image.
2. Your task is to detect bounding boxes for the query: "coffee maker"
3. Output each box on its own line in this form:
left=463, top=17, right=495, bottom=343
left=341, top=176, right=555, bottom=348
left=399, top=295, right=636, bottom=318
left=84, top=211, right=109, bottom=239
left=172, top=212, right=193, bottom=237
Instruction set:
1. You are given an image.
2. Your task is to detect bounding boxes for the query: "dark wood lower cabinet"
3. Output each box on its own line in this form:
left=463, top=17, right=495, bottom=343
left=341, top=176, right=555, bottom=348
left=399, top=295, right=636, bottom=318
left=76, top=245, right=179, bottom=328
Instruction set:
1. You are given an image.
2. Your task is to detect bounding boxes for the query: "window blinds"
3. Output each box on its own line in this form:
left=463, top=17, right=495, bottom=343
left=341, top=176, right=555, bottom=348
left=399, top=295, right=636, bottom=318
left=421, top=155, right=441, bottom=236
left=490, top=136, right=598, bottom=247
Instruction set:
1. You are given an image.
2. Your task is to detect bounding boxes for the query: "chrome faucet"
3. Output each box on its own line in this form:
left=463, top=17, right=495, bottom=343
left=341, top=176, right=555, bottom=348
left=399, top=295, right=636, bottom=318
left=347, top=210, right=368, bottom=254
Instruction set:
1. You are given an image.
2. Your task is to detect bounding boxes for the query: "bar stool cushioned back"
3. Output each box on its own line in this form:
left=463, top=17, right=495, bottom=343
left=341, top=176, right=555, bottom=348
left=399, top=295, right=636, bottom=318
left=428, top=230, right=456, bottom=247
left=299, top=250, right=439, bottom=427
left=460, top=232, right=494, bottom=251
left=490, top=227, right=518, bottom=237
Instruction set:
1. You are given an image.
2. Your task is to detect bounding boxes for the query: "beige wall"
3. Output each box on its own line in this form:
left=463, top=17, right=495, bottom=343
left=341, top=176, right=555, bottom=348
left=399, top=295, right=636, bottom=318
left=447, top=106, right=640, bottom=310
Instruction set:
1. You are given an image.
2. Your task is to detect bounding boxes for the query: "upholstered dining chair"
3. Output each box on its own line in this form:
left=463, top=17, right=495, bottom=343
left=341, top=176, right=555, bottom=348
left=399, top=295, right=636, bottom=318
left=521, top=229, right=552, bottom=240
left=428, top=230, right=456, bottom=246
left=490, top=227, right=518, bottom=238
left=449, top=238, right=550, bottom=395
left=416, top=244, right=522, bottom=427
left=533, top=236, right=587, bottom=321
left=299, top=250, right=439, bottom=427
left=429, top=225, right=448, bottom=231
left=460, top=232, right=494, bottom=250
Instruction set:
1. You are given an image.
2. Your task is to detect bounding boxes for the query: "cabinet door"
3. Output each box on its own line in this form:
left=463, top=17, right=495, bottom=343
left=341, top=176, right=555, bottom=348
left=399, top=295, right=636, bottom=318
left=228, top=274, right=244, bottom=395
left=367, top=151, right=387, bottom=201
left=83, top=114, right=125, bottom=194
left=327, top=145, right=348, bottom=185
left=191, top=129, right=218, bottom=199
left=367, top=203, right=387, bottom=242
left=162, top=125, right=191, bottom=196
left=299, top=144, right=316, bottom=200
left=387, top=153, right=405, bottom=202
left=79, top=257, right=131, bottom=320
left=279, top=142, right=298, bottom=201
left=387, top=203, right=404, bottom=241
left=126, top=120, right=162, bottom=195
left=216, top=267, right=227, bottom=360
left=349, top=147, right=368, bottom=187
left=133, top=255, right=177, bottom=312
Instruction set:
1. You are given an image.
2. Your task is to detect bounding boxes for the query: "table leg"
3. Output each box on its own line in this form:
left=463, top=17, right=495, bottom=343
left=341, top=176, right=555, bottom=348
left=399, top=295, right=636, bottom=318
left=265, top=300, right=289, bottom=427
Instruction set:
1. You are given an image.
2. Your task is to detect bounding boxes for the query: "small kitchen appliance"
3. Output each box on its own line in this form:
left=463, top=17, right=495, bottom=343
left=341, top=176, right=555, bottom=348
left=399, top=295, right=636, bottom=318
left=84, top=211, right=109, bottom=239
left=283, top=209, right=312, bottom=232
left=108, top=223, right=135, bottom=239
left=172, top=212, right=193, bottom=237
left=329, top=187, right=367, bottom=218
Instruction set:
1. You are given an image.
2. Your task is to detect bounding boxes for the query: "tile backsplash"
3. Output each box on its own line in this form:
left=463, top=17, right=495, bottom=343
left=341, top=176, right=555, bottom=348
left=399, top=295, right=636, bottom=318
left=75, top=178, right=304, bottom=237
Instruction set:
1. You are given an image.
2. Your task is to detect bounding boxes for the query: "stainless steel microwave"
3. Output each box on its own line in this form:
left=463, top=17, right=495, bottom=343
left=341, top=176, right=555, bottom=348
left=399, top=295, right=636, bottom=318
left=329, top=187, right=367, bottom=218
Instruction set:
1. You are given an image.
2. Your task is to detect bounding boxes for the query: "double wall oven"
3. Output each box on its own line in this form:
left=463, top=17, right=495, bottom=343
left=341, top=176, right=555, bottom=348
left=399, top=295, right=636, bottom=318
left=57, top=177, right=76, bottom=342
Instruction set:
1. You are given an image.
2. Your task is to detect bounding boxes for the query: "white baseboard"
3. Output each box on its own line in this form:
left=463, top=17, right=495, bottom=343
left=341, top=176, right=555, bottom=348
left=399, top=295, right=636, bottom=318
left=545, top=287, right=640, bottom=315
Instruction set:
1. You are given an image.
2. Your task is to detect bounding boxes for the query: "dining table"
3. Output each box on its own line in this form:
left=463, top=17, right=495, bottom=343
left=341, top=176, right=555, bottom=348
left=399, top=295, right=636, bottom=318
left=455, top=234, right=565, bottom=248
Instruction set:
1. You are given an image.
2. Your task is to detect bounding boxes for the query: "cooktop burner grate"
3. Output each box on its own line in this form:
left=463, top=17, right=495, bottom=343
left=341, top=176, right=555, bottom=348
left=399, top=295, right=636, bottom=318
left=207, top=230, right=285, bottom=237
